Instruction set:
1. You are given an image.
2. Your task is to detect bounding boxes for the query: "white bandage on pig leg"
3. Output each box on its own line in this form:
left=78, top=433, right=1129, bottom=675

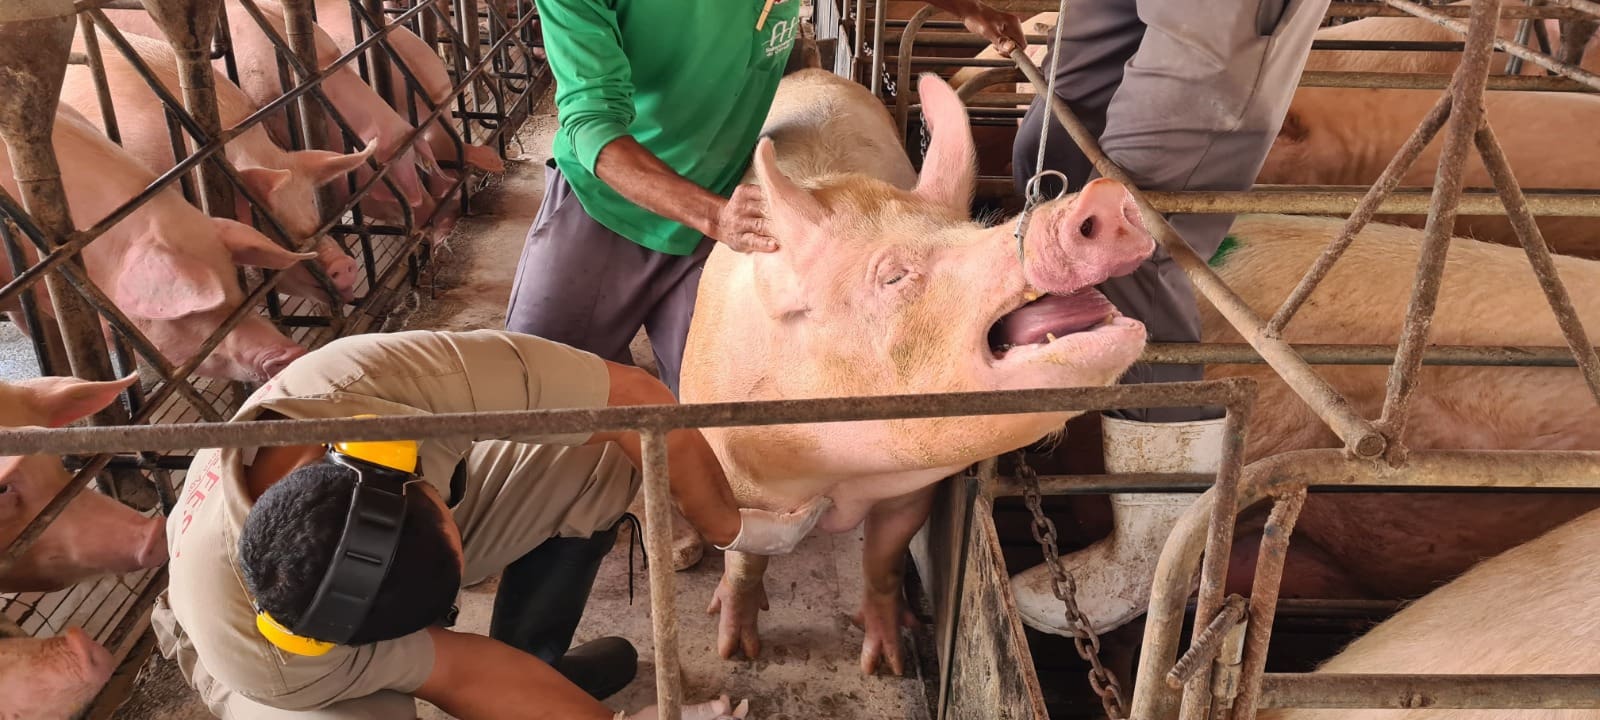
left=715, top=496, right=835, bottom=555
left=1011, top=414, right=1223, bottom=636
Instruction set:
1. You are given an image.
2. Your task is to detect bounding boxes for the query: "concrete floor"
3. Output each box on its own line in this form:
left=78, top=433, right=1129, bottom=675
left=110, top=91, right=932, bottom=720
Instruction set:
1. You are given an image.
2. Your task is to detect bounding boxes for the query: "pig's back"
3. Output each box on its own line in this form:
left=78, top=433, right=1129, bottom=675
left=1257, top=506, right=1600, bottom=720
left=1204, top=214, right=1600, bottom=457
left=746, top=69, right=917, bottom=190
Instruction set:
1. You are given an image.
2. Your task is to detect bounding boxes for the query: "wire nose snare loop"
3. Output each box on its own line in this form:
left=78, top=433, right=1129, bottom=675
left=1013, top=169, right=1070, bottom=266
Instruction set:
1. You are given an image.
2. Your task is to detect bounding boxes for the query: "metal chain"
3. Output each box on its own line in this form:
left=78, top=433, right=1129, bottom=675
left=1014, top=450, right=1129, bottom=720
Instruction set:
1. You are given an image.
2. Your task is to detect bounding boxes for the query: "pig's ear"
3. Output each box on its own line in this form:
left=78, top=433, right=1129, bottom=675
left=912, top=73, right=976, bottom=211
left=13, top=373, right=138, bottom=427
left=212, top=218, right=318, bottom=270
left=752, top=136, right=827, bottom=230
left=239, top=167, right=293, bottom=204
left=292, top=141, right=378, bottom=186
left=113, top=241, right=230, bottom=319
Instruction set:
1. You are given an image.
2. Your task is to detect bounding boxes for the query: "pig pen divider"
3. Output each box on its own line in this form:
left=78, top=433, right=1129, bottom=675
left=0, top=380, right=1261, bottom=720
left=0, top=0, right=548, bottom=710
left=867, top=0, right=1600, bottom=717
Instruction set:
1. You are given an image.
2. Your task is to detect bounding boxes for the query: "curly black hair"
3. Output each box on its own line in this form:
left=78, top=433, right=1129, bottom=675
left=238, top=460, right=461, bottom=645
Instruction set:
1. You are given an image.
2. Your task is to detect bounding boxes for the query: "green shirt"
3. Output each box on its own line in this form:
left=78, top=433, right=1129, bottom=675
left=536, top=0, right=802, bottom=255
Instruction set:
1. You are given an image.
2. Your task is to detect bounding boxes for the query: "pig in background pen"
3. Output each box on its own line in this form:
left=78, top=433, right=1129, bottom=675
left=0, top=375, right=166, bottom=720
left=1, top=2, right=522, bottom=715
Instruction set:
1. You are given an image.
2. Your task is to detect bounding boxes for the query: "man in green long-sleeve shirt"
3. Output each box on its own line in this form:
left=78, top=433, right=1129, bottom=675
left=504, top=0, right=1023, bottom=702
left=506, top=0, right=1026, bottom=396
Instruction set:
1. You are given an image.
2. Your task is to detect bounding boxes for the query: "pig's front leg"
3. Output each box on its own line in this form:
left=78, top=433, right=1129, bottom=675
left=856, top=485, right=936, bottom=676
left=707, top=549, right=770, bottom=660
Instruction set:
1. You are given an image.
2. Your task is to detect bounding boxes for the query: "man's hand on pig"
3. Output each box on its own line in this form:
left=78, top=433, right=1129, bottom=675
left=711, top=184, right=779, bottom=253
left=623, top=695, right=751, bottom=719
left=715, top=496, right=834, bottom=555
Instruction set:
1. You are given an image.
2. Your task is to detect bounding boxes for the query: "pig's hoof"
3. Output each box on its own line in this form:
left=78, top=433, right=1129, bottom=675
left=853, top=590, right=917, bottom=676
left=707, top=576, right=768, bottom=660
left=671, top=504, right=705, bottom=571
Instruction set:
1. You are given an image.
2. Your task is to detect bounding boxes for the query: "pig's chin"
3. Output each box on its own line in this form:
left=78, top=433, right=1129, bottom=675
left=985, top=288, right=1124, bottom=364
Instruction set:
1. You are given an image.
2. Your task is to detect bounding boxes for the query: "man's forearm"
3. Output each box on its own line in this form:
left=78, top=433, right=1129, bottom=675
left=592, top=136, right=726, bottom=238
left=592, top=363, right=742, bottom=546
left=416, top=628, right=616, bottom=720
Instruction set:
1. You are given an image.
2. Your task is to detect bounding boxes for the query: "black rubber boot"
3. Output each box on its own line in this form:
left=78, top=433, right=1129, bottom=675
left=489, top=522, right=638, bottom=700
left=553, top=636, right=639, bottom=701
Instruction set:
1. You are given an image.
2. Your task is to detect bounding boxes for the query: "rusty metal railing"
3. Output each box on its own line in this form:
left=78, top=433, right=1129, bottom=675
left=858, top=0, right=1600, bottom=717
left=0, top=379, right=1262, bottom=720
left=0, top=0, right=547, bottom=712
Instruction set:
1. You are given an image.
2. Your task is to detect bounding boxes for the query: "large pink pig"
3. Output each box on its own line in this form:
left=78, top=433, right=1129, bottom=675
left=61, top=30, right=367, bottom=305
left=0, top=616, right=114, bottom=720
left=104, top=1, right=439, bottom=225
left=1256, top=504, right=1600, bottom=720
left=1304, top=2, right=1600, bottom=76
left=680, top=69, right=1156, bottom=675
left=0, top=374, right=165, bottom=593
left=314, top=0, right=505, bottom=176
left=1, top=105, right=310, bottom=383
left=1257, top=85, right=1600, bottom=259
left=1202, top=213, right=1600, bottom=601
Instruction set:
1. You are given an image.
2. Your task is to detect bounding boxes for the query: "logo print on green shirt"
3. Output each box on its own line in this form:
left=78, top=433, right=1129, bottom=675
left=765, top=17, right=801, bottom=57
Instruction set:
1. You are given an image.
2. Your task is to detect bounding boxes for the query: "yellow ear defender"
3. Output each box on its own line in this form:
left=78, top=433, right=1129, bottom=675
left=253, top=415, right=423, bottom=656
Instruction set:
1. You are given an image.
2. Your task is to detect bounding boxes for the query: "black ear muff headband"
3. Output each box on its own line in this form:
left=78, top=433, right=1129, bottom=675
left=254, top=426, right=420, bottom=656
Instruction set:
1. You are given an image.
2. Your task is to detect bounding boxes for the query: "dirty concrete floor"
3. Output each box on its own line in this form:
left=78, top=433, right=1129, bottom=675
left=112, top=92, right=931, bottom=720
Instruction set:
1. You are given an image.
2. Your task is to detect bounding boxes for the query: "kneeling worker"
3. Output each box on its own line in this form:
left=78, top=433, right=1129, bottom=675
left=148, top=329, right=828, bottom=719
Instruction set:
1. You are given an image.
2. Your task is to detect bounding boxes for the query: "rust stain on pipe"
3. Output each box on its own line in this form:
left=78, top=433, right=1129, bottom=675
left=1230, top=489, right=1307, bottom=720
left=1130, top=449, right=1600, bottom=720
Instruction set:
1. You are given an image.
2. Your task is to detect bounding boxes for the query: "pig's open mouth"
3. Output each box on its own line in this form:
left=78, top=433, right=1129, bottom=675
left=987, top=288, right=1119, bottom=360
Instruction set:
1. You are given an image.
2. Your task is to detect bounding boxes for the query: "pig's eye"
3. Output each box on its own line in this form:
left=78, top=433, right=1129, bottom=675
left=0, top=485, right=10, bottom=494
left=884, top=271, right=907, bottom=285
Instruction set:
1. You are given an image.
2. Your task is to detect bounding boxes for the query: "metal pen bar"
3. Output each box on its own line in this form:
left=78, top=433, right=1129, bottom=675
left=1376, top=0, right=1502, bottom=462
left=0, top=380, right=1256, bottom=457
left=1140, top=341, right=1600, bottom=367
left=1131, top=448, right=1600, bottom=720
left=1009, top=49, right=1388, bottom=459
left=1265, top=92, right=1453, bottom=337
left=640, top=431, right=683, bottom=720
left=1473, top=121, right=1600, bottom=405
left=1230, top=490, right=1308, bottom=720
left=1388, top=0, right=1600, bottom=91
left=1258, top=674, right=1600, bottom=709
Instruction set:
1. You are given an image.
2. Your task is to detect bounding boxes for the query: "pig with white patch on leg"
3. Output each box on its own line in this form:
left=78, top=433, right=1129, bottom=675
left=681, top=69, right=1156, bottom=675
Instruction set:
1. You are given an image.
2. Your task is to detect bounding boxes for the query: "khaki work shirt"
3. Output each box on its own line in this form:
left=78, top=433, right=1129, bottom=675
left=150, top=330, right=639, bottom=713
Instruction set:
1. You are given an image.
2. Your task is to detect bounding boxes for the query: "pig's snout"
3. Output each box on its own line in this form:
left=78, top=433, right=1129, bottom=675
left=323, top=253, right=360, bottom=302
left=135, top=518, right=167, bottom=570
left=1028, top=179, right=1157, bottom=293
left=259, top=346, right=307, bottom=379
left=62, top=628, right=113, bottom=682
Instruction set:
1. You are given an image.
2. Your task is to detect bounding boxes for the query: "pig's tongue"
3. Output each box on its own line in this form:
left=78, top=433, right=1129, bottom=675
left=991, top=289, right=1116, bottom=350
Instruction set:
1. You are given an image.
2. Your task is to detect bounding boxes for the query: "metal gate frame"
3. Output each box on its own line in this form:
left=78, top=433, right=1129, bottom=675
left=862, top=0, right=1600, bottom=718
left=0, top=0, right=548, bottom=714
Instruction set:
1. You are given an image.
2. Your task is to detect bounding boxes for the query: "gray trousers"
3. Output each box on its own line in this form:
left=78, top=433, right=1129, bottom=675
left=1013, top=0, right=1330, bottom=422
left=505, top=159, right=713, bottom=396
